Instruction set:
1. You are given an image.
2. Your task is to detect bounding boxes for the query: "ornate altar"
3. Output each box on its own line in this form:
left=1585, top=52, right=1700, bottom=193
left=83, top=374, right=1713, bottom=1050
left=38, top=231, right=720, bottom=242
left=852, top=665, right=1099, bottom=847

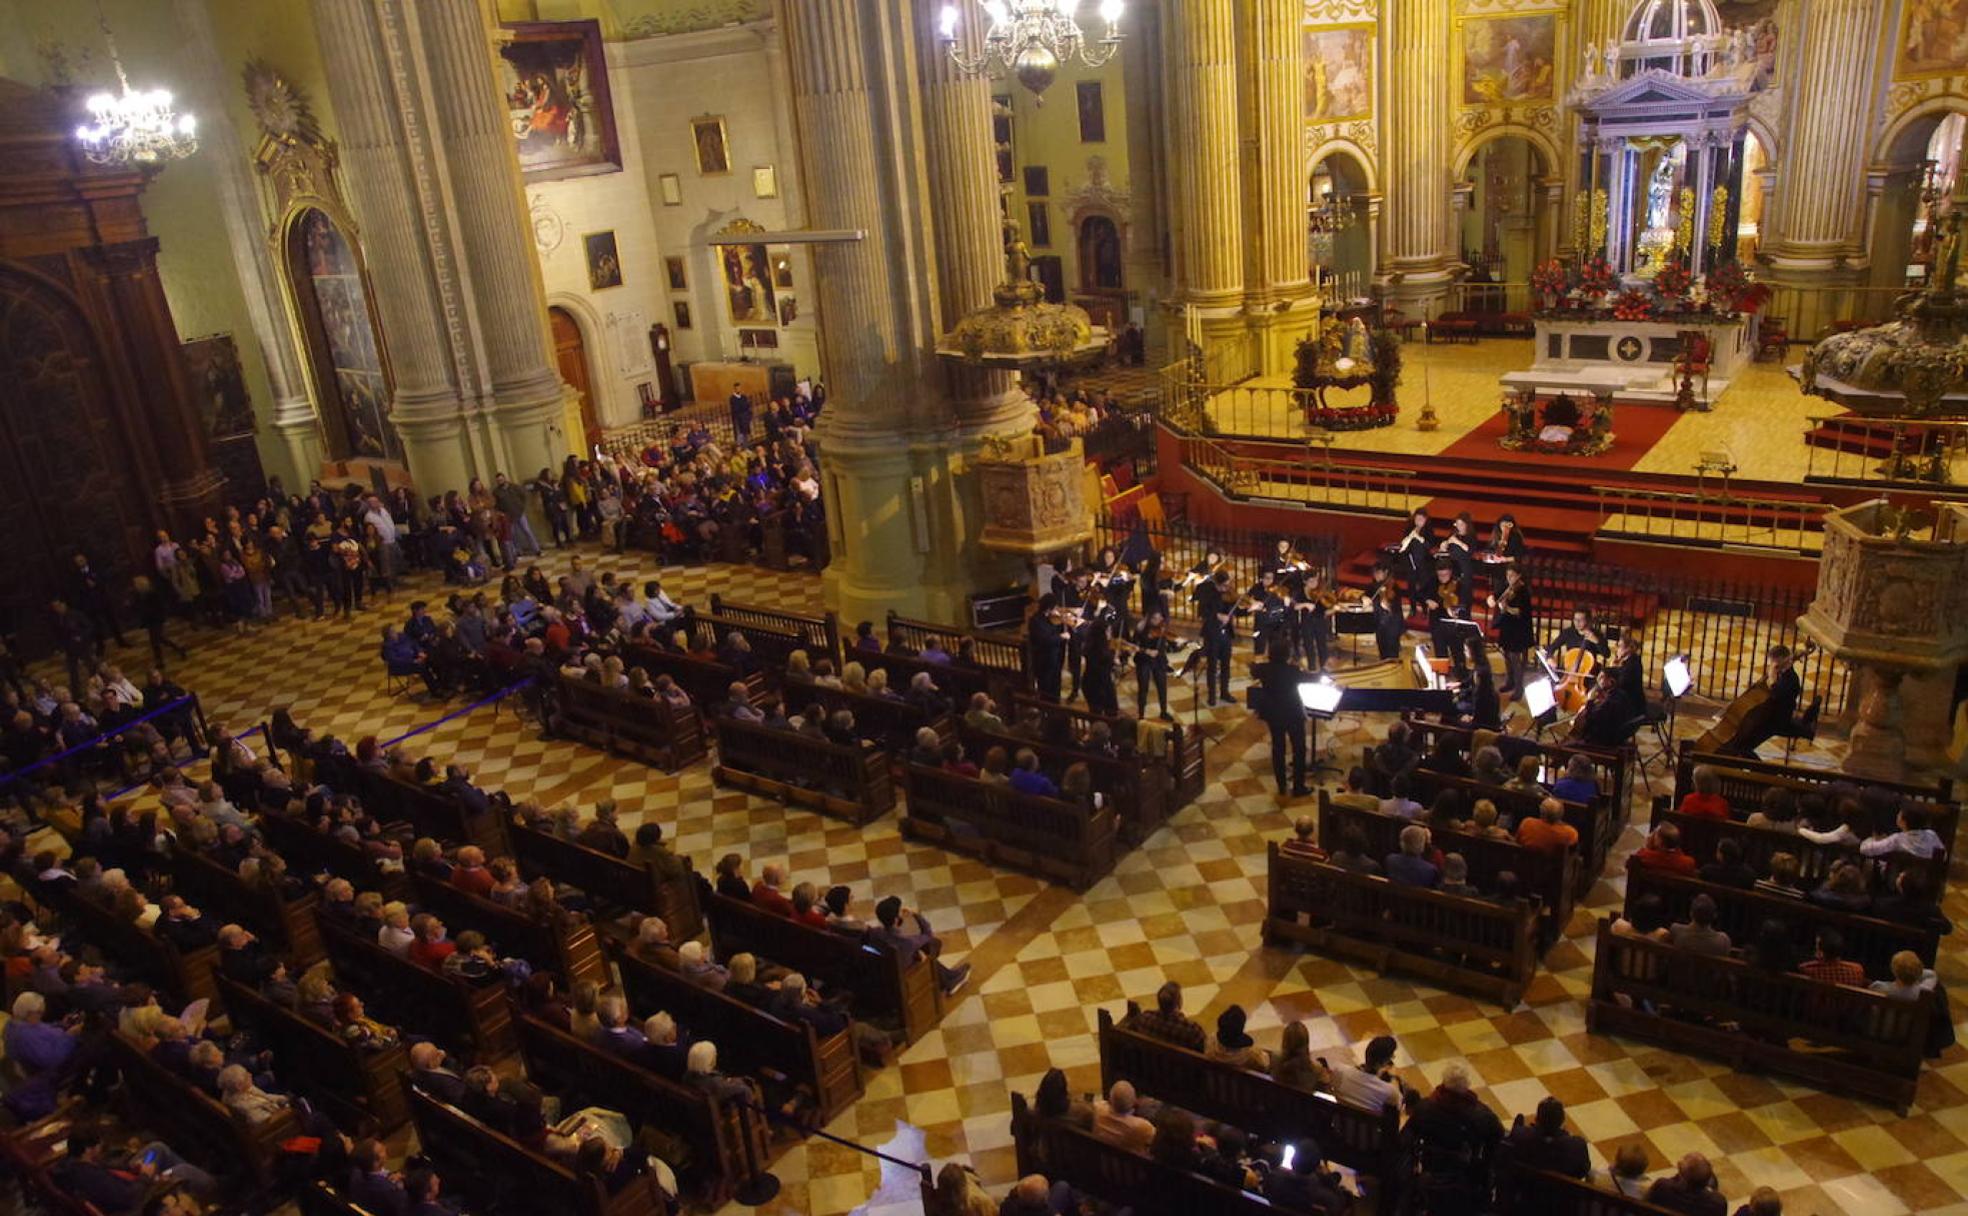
left=974, top=434, right=1094, bottom=556
left=1799, top=501, right=1968, bottom=779
left=1500, top=387, right=1616, bottom=457
left=1290, top=316, right=1398, bottom=430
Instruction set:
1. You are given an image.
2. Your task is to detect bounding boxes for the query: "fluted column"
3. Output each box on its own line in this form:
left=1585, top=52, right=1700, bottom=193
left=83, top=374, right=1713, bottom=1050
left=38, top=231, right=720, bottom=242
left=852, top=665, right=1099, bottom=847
left=1244, top=0, right=1315, bottom=371
left=1166, top=0, right=1244, bottom=321
left=1382, top=0, right=1454, bottom=313
left=412, top=0, right=570, bottom=475
left=312, top=0, right=475, bottom=493
left=1762, top=0, right=1886, bottom=272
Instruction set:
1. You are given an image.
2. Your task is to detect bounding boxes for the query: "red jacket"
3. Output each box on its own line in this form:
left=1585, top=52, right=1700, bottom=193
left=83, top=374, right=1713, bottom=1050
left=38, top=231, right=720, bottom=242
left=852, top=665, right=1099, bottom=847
left=1676, top=793, right=1731, bottom=820
left=1633, top=847, right=1697, bottom=876
left=751, top=880, right=795, bottom=918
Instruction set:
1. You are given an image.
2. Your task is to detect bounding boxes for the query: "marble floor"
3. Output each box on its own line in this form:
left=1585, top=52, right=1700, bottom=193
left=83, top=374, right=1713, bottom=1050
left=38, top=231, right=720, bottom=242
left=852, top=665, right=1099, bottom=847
left=23, top=548, right=1968, bottom=1216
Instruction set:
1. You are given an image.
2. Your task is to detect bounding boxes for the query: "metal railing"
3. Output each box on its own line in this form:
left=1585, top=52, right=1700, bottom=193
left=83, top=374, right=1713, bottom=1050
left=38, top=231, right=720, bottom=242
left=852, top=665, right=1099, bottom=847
left=1594, top=486, right=1830, bottom=555
left=1440, top=281, right=1536, bottom=317
left=1091, top=508, right=1338, bottom=628
left=1803, top=414, right=1968, bottom=489
left=1180, top=435, right=1418, bottom=515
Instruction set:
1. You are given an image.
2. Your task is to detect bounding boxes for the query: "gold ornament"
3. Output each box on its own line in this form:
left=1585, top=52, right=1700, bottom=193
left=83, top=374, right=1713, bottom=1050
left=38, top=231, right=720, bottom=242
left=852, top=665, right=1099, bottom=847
left=1675, top=187, right=1696, bottom=254
left=1572, top=194, right=1589, bottom=253
left=1708, top=186, right=1730, bottom=250
left=1589, top=189, right=1609, bottom=251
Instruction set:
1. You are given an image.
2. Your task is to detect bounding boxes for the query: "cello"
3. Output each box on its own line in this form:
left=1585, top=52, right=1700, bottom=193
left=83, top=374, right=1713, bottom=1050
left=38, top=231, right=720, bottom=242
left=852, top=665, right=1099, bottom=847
left=1549, top=644, right=1600, bottom=715
left=1692, top=640, right=1818, bottom=754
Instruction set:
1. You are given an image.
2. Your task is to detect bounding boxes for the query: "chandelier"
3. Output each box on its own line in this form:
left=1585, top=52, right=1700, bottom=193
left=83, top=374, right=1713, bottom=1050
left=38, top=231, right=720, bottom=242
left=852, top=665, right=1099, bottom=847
left=73, top=0, right=198, bottom=167
left=1308, top=193, right=1357, bottom=237
left=939, top=0, right=1126, bottom=101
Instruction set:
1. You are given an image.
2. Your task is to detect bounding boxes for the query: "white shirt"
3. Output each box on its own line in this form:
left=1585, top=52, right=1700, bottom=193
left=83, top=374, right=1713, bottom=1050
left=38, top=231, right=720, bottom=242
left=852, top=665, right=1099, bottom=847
left=1333, top=1063, right=1399, bottom=1114
left=364, top=507, right=399, bottom=545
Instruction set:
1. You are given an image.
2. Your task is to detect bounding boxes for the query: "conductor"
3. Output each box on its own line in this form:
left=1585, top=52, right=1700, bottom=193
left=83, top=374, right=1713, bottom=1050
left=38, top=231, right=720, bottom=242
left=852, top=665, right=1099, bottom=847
left=1251, top=638, right=1308, bottom=798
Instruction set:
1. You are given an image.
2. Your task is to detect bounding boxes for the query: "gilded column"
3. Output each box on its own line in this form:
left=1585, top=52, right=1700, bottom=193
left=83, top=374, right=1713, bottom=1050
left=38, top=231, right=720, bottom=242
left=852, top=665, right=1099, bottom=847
left=1244, top=0, right=1315, bottom=372
left=412, top=0, right=570, bottom=477
left=1762, top=0, right=1887, bottom=273
left=1382, top=0, right=1454, bottom=313
left=1166, top=0, right=1245, bottom=344
left=311, top=0, right=475, bottom=494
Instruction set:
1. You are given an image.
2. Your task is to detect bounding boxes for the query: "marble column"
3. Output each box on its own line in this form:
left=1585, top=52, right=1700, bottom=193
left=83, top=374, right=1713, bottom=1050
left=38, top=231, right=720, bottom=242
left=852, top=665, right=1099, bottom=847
left=173, top=0, right=318, bottom=488
left=311, top=0, right=475, bottom=494
left=1244, top=0, right=1316, bottom=372
left=1165, top=0, right=1245, bottom=346
left=1382, top=0, right=1455, bottom=314
left=412, top=0, right=570, bottom=479
left=1761, top=0, right=1886, bottom=276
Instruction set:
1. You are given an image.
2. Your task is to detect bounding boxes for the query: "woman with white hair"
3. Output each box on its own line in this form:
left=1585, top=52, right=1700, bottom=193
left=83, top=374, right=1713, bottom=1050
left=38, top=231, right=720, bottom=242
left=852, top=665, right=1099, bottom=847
left=4, top=991, right=80, bottom=1078
left=679, top=940, right=728, bottom=990
left=684, top=1040, right=756, bottom=1105
left=218, top=1063, right=291, bottom=1125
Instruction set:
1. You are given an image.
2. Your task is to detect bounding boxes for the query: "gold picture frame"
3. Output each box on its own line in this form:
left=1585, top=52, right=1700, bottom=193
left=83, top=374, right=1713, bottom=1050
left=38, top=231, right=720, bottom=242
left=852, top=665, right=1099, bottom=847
left=1303, top=23, right=1375, bottom=125
left=1455, top=9, right=1564, bottom=109
left=1897, top=0, right=1968, bottom=80
left=691, top=115, right=730, bottom=175
left=752, top=165, right=777, bottom=199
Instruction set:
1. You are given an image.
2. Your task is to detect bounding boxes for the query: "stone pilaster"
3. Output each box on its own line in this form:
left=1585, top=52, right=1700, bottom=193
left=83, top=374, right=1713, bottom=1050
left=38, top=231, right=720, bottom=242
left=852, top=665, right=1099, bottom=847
left=1382, top=0, right=1454, bottom=313
left=1761, top=0, right=1886, bottom=275
left=1244, top=0, right=1316, bottom=372
left=1121, top=0, right=1170, bottom=364
left=1166, top=0, right=1245, bottom=346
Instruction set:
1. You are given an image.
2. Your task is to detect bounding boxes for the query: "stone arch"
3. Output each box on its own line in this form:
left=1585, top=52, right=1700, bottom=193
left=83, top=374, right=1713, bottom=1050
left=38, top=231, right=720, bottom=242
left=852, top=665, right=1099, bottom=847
left=1875, top=97, right=1968, bottom=168
left=1308, top=139, right=1378, bottom=193
left=1450, top=124, right=1560, bottom=182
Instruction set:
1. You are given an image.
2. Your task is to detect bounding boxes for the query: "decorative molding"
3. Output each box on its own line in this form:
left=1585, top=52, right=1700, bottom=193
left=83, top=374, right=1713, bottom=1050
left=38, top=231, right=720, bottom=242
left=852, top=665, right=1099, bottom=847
left=1063, top=155, right=1131, bottom=225
left=243, top=58, right=323, bottom=146
left=622, top=0, right=767, bottom=39
left=529, top=193, right=566, bottom=256
left=1302, top=0, right=1377, bottom=21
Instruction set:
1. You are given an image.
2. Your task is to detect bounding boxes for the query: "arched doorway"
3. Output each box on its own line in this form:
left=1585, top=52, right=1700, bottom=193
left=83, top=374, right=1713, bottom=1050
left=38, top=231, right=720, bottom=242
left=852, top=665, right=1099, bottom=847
left=1870, top=109, right=1968, bottom=297
left=1077, top=215, right=1123, bottom=292
left=550, top=306, right=603, bottom=449
left=1309, top=151, right=1372, bottom=298
left=1458, top=136, right=1550, bottom=288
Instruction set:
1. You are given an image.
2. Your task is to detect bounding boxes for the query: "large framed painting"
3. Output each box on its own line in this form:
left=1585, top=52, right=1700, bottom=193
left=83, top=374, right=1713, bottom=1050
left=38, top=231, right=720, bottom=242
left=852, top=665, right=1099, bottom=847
left=1304, top=24, right=1373, bottom=124
left=721, top=242, right=777, bottom=325
left=181, top=333, right=256, bottom=439
left=692, top=116, right=731, bottom=175
left=1461, top=13, right=1557, bottom=106
left=289, top=208, right=399, bottom=463
left=1898, top=0, right=1968, bottom=79
left=497, top=19, right=622, bottom=183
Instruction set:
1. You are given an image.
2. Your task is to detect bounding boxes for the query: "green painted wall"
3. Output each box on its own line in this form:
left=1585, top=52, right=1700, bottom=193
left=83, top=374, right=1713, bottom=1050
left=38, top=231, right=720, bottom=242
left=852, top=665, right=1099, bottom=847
left=1002, top=52, right=1135, bottom=305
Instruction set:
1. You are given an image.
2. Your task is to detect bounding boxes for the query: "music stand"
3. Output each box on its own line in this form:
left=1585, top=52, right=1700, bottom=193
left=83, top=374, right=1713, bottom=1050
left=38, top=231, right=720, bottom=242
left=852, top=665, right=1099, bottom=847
left=1648, top=654, right=1693, bottom=768
left=1523, top=676, right=1558, bottom=737
left=1299, top=678, right=1345, bottom=780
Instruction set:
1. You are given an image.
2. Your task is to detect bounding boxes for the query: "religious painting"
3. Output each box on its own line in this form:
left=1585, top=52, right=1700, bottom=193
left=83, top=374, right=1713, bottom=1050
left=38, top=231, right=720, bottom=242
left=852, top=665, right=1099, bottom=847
left=496, top=20, right=621, bottom=183
left=1028, top=201, right=1052, bottom=248
left=181, top=333, right=256, bottom=439
left=585, top=230, right=623, bottom=290
left=691, top=115, right=730, bottom=175
left=1898, top=0, right=1968, bottom=79
left=721, top=242, right=777, bottom=325
left=673, top=301, right=692, bottom=329
left=777, top=295, right=798, bottom=327
left=769, top=248, right=795, bottom=290
left=290, top=208, right=398, bottom=463
left=665, top=256, right=687, bottom=291
left=1462, top=14, right=1556, bottom=105
left=1303, top=25, right=1373, bottom=123
left=1024, top=165, right=1050, bottom=197
left=1076, top=81, right=1105, bottom=142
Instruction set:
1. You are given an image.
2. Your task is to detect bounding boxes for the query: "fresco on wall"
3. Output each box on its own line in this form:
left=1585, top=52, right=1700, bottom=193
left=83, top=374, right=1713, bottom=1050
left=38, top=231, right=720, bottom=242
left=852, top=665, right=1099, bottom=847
left=294, top=209, right=398, bottom=463
left=1898, top=0, right=1968, bottom=78
left=1303, top=25, right=1373, bottom=123
left=498, top=19, right=622, bottom=182
left=1462, top=14, right=1556, bottom=106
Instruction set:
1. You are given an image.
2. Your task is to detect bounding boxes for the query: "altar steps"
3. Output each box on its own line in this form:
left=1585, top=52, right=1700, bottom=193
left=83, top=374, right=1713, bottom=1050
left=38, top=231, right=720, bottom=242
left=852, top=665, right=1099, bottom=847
left=1802, top=416, right=1940, bottom=460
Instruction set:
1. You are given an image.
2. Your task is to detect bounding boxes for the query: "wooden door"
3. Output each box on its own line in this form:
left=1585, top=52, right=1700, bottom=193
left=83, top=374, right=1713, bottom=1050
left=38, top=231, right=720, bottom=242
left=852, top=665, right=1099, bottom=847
left=550, top=307, right=602, bottom=449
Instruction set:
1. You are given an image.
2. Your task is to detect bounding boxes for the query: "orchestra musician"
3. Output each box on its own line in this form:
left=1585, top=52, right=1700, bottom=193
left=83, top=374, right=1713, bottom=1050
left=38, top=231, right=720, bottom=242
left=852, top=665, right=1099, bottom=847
left=1130, top=612, right=1174, bottom=720
left=1456, top=635, right=1502, bottom=730
left=1251, top=637, right=1309, bottom=798
left=1488, top=563, right=1534, bottom=696
left=1180, top=549, right=1226, bottom=594
left=1080, top=616, right=1121, bottom=716
left=1487, top=513, right=1528, bottom=565
left=1027, top=595, right=1072, bottom=702
left=1055, top=568, right=1091, bottom=700
left=1549, top=608, right=1610, bottom=663
left=1248, top=571, right=1286, bottom=657
left=1424, top=564, right=1469, bottom=660
left=1611, top=633, right=1646, bottom=711
left=1371, top=580, right=1405, bottom=662
left=1396, top=509, right=1434, bottom=608
left=1721, top=644, right=1802, bottom=758
left=1297, top=567, right=1334, bottom=672
left=1195, top=568, right=1240, bottom=706
left=1093, top=547, right=1135, bottom=631
left=1438, top=512, right=1477, bottom=608
left=1571, top=668, right=1635, bottom=746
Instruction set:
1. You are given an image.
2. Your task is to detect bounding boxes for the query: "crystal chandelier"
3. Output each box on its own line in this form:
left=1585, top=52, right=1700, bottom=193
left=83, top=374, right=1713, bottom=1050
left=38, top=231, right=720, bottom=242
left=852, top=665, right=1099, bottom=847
left=73, top=1, right=198, bottom=167
left=939, top=0, right=1126, bottom=102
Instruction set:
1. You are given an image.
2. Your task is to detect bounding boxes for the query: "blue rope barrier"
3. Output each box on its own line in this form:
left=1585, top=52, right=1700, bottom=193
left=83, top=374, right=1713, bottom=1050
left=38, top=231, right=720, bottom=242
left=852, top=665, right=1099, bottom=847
left=0, top=695, right=203, bottom=793
left=380, top=678, right=535, bottom=750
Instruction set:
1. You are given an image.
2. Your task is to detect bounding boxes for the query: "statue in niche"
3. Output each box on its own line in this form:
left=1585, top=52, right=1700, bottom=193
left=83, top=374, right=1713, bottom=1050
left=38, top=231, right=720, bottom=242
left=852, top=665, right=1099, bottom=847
left=1647, top=159, right=1677, bottom=232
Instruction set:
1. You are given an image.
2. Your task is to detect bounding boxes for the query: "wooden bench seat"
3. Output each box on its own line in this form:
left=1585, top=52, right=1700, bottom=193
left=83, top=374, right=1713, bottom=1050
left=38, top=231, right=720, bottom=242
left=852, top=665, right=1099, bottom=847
left=166, top=843, right=325, bottom=968
left=406, top=1083, right=670, bottom=1216
left=1673, top=746, right=1959, bottom=849
left=624, top=642, right=765, bottom=711
left=215, top=974, right=408, bottom=1131
left=1264, top=844, right=1541, bottom=1007
left=1495, top=1163, right=1685, bottom=1214
left=316, top=916, right=514, bottom=1062
left=1399, top=716, right=1634, bottom=830
left=28, top=876, right=219, bottom=1008
left=259, top=808, right=413, bottom=903
left=316, top=755, right=511, bottom=858
left=607, top=939, right=864, bottom=1124
left=709, top=716, right=893, bottom=826
left=957, top=725, right=1168, bottom=844
left=900, top=765, right=1119, bottom=891
left=1010, top=1094, right=1282, bottom=1216
left=104, top=1030, right=297, bottom=1203
left=407, top=873, right=607, bottom=989
left=554, top=675, right=707, bottom=771
left=782, top=682, right=953, bottom=757
left=1647, top=806, right=1949, bottom=894
left=708, top=596, right=840, bottom=665
left=1587, top=918, right=1930, bottom=1113
left=686, top=611, right=807, bottom=676
left=703, top=891, right=941, bottom=1046
left=509, top=817, right=704, bottom=942
left=1404, top=768, right=1608, bottom=896
left=1009, top=694, right=1207, bottom=808
left=886, top=612, right=1031, bottom=690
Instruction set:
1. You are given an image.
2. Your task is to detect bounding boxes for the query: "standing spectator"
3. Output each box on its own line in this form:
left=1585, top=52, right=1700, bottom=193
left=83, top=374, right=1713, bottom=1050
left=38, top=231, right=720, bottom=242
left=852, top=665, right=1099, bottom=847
left=69, top=551, right=128, bottom=649
left=131, top=576, right=187, bottom=668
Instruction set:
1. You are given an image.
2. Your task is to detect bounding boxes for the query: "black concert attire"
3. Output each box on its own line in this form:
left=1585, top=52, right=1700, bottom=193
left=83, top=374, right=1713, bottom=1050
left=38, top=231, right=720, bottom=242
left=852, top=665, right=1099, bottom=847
left=1249, top=583, right=1285, bottom=657
left=1251, top=655, right=1308, bottom=796
left=1131, top=621, right=1172, bottom=718
left=1296, top=593, right=1331, bottom=671
left=1097, top=562, right=1134, bottom=633
left=1459, top=668, right=1502, bottom=731
left=1028, top=611, right=1069, bottom=702
left=1440, top=529, right=1476, bottom=607
left=1494, top=578, right=1534, bottom=694
left=1724, top=663, right=1802, bottom=757
left=1054, top=576, right=1088, bottom=699
left=1196, top=579, right=1238, bottom=705
left=1614, top=649, right=1646, bottom=711
left=1396, top=521, right=1434, bottom=607
left=1372, top=592, right=1405, bottom=662
left=1549, top=624, right=1611, bottom=663
left=1081, top=632, right=1120, bottom=717
left=1575, top=684, right=1635, bottom=747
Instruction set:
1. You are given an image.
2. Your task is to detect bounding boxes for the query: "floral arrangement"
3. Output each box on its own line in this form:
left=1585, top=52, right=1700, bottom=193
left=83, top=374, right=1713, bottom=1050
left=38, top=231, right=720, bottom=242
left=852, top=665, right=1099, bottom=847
left=1654, top=258, right=1693, bottom=300
left=1705, top=259, right=1753, bottom=313
left=1577, top=254, right=1617, bottom=297
left=1306, top=400, right=1398, bottom=430
left=1611, top=289, right=1655, bottom=321
left=1530, top=255, right=1765, bottom=323
left=1530, top=260, right=1571, bottom=299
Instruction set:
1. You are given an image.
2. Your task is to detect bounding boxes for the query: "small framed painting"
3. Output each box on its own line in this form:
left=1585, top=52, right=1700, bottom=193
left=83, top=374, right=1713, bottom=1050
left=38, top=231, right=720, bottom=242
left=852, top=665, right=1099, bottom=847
left=777, top=295, right=797, bottom=327
left=658, top=173, right=682, bottom=206
left=1023, top=165, right=1049, bottom=197
left=584, top=230, right=623, bottom=290
left=664, top=256, right=687, bottom=290
left=691, top=115, right=730, bottom=175
left=673, top=300, right=692, bottom=329
left=752, top=165, right=778, bottom=199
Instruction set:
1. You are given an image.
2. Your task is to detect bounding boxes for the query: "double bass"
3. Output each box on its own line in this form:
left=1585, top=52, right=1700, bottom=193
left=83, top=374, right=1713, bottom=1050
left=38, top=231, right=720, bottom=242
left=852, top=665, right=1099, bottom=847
left=1693, top=640, right=1818, bottom=753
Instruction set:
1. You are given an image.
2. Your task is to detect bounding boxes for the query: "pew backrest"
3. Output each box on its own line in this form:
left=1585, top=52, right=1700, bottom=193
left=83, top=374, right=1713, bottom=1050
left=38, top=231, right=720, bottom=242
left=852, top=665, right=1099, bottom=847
left=409, top=873, right=607, bottom=989
left=901, top=764, right=1119, bottom=891
left=214, top=974, right=408, bottom=1131
left=315, top=915, right=514, bottom=1062
left=1622, top=859, right=1940, bottom=971
left=1010, top=1092, right=1287, bottom=1216
left=509, top=818, right=704, bottom=942
left=105, top=1030, right=295, bottom=1195
left=406, top=1081, right=666, bottom=1216
left=709, top=596, right=841, bottom=666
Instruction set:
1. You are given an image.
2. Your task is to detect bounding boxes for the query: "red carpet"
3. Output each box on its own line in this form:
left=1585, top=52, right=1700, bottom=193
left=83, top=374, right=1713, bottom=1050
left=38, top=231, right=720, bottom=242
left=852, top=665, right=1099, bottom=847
left=1437, top=402, right=1684, bottom=472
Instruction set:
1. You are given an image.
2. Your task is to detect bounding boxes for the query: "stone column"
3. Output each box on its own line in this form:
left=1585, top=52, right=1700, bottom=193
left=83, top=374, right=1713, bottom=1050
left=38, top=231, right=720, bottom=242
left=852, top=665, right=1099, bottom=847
left=411, top=0, right=570, bottom=479
left=1382, top=0, right=1455, bottom=314
left=1244, top=0, right=1316, bottom=372
left=1761, top=0, right=1886, bottom=277
left=1121, top=1, right=1170, bottom=363
left=1165, top=0, right=1245, bottom=345
left=311, top=0, right=475, bottom=494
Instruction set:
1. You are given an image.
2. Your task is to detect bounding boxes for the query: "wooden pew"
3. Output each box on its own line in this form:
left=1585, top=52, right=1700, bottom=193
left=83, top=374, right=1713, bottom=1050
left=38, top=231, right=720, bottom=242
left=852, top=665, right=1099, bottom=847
left=1622, top=858, right=1940, bottom=972
left=316, top=754, right=510, bottom=858
left=1264, top=844, right=1541, bottom=1007
left=1587, top=918, right=1930, bottom=1113
left=104, top=1030, right=298, bottom=1202
left=165, top=843, right=325, bottom=968
left=512, top=1010, right=753, bottom=1208
left=1403, top=768, right=1608, bottom=896
left=782, top=682, right=953, bottom=757
left=900, top=765, right=1119, bottom=891
left=623, top=641, right=765, bottom=714
left=1495, top=1164, right=1686, bottom=1215
left=1009, top=693, right=1207, bottom=808
left=1317, top=793, right=1578, bottom=946
left=509, top=817, right=704, bottom=942
left=315, top=916, right=514, bottom=1062
left=686, top=611, right=805, bottom=675
left=1672, top=745, right=1959, bottom=847
left=1647, top=806, right=1949, bottom=894
left=1010, top=1093, right=1283, bottom=1216
left=215, top=974, right=409, bottom=1131
left=709, top=595, right=841, bottom=666
left=956, top=723, right=1167, bottom=844
left=554, top=674, right=708, bottom=771
left=1096, top=1005, right=1404, bottom=1200
left=406, top=1084, right=670, bottom=1216
left=606, top=939, right=864, bottom=1125
left=703, top=891, right=941, bottom=1047
left=1400, top=716, right=1634, bottom=828
left=258, top=807, right=413, bottom=903
left=30, top=878, right=219, bottom=1008
left=709, top=716, right=894, bottom=826
left=408, top=873, right=607, bottom=989
left=885, top=611, right=1032, bottom=688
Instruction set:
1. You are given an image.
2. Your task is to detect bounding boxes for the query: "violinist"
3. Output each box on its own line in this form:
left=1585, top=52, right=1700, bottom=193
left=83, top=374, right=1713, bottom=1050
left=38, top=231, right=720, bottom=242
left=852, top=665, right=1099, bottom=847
left=1297, top=567, right=1334, bottom=672
left=1424, top=564, right=1469, bottom=659
left=1721, top=644, right=1802, bottom=757
left=1181, top=549, right=1226, bottom=594
left=1487, top=563, right=1534, bottom=697
left=1248, top=571, right=1286, bottom=657
left=1094, top=547, right=1135, bottom=630
left=1438, top=512, right=1477, bottom=607
left=1271, top=538, right=1312, bottom=588
left=1549, top=609, right=1609, bottom=663
left=1027, top=594, right=1072, bottom=703
left=1056, top=569, right=1091, bottom=702
left=1196, top=568, right=1240, bottom=706
left=1080, top=616, right=1121, bottom=716
left=1395, top=509, right=1434, bottom=607
left=1130, top=612, right=1174, bottom=720
left=1487, top=513, right=1528, bottom=566
left=1371, top=580, right=1405, bottom=662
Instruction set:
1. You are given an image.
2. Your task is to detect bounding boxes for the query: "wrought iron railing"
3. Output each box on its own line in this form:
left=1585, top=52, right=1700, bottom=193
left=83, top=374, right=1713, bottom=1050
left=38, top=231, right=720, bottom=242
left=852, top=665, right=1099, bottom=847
left=1180, top=435, right=1418, bottom=515
left=1802, top=414, right=1968, bottom=489
left=1593, top=486, right=1830, bottom=555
